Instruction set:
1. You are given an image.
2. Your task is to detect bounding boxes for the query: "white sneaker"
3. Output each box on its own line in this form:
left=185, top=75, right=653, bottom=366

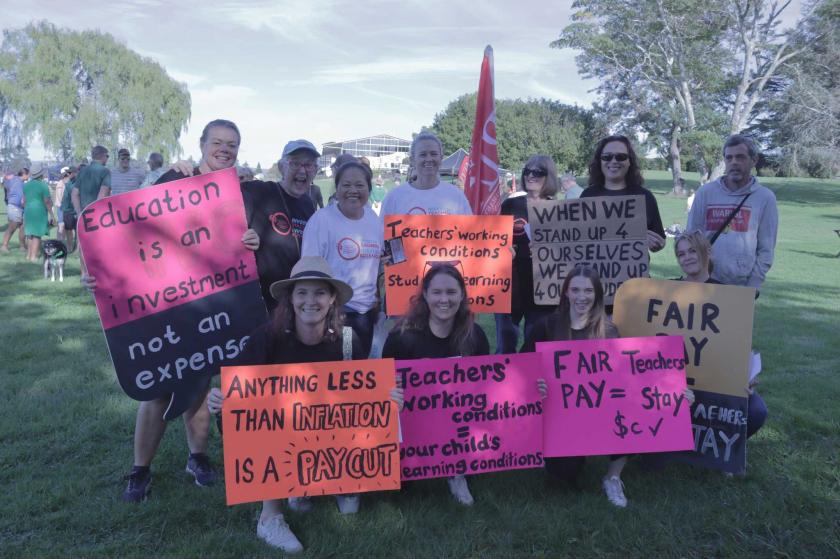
left=287, top=496, right=313, bottom=513
left=602, top=476, right=628, bottom=508
left=447, top=475, right=474, bottom=506
left=256, top=514, right=303, bottom=553
left=335, top=494, right=360, bottom=514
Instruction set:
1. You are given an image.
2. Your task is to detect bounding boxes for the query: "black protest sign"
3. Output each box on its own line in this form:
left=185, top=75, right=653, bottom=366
left=77, top=168, right=268, bottom=419
left=528, top=195, right=649, bottom=305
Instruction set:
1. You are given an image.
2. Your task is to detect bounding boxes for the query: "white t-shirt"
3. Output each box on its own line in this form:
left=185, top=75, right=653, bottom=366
left=381, top=181, right=472, bottom=216
left=301, top=204, right=383, bottom=312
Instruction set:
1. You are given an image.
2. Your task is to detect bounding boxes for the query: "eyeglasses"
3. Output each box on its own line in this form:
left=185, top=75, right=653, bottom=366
left=523, top=168, right=547, bottom=178
left=600, top=153, right=629, bottom=162
left=288, top=160, right=318, bottom=171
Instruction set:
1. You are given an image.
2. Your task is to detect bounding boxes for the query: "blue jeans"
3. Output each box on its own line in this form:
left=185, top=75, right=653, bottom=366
left=494, top=309, right=552, bottom=354
left=344, top=306, right=377, bottom=358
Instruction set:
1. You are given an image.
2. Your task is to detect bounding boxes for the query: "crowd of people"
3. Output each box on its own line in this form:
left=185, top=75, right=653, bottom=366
left=12, top=119, right=778, bottom=553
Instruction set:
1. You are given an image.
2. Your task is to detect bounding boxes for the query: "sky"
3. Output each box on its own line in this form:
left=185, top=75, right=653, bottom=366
left=3, top=0, right=802, bottom=167
left=2, top=0, right=596, bottom=167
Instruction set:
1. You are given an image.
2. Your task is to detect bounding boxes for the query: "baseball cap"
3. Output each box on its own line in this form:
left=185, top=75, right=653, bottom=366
left=282, top=139, right=320, bottom=158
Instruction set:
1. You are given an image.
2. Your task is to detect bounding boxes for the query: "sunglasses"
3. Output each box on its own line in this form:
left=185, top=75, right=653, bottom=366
left=600, top=153, right=629, bottom=162
left=523, top=168, right=547, bottom=178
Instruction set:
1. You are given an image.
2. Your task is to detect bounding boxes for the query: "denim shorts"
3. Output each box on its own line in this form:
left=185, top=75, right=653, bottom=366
left=6, top=204, right=23, bottom=223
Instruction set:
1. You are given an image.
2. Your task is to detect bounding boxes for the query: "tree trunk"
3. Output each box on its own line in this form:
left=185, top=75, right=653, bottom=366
left=669, top=122, right=684, bottom=195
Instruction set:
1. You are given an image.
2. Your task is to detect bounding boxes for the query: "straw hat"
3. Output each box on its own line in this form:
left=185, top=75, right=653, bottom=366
left=269, top=256, right=353, bottom=305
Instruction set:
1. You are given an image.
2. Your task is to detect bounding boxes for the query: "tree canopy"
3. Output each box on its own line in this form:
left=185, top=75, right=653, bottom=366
left=554, top=0, right=813, bottom=181
left=0, top=21, right=190, bottom=164
left=430, top=94, right=602, bottom=173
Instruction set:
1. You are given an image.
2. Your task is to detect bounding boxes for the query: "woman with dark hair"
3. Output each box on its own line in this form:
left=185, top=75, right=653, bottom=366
left=673, top=231, right=766, bottom=442
left=382, top=263, right=490, bottom=505
left=582, top=135, right=666, bottom=254
left=521, top=267, right=633, bottom=507
left=208, top=256, right=402, bottom=552
left=495, top=155, right=558, bottom=354
left=302, top=161, right=384, bottom=355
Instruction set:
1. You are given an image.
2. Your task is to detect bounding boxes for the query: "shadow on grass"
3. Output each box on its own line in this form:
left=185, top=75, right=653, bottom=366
left=788, top=249, right=840, bottom=259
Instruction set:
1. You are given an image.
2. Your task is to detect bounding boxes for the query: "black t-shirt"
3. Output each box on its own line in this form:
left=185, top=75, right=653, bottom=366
left=241, top=322, right=365, bottom=365
left=501, top=194, right=554, bottom=315
left=154, top=167, right=201, bottom=185
left=580, top=185, right=666, bottom=239
left=673, top=276, right=722, bottom=284
left=382, top=322, right=490, bottom=360
left=521, top=313, right=619, bottom=353
left=240, top=180, right=316, bottom=310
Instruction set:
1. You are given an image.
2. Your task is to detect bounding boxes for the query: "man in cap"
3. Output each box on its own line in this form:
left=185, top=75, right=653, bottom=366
left=1, top=166, right=28, bottom=252
left=140, top=152, right=165, bottom=187
left=110, top=148, right=145, bottom=195
left=240, top=140, right=319, bottom=309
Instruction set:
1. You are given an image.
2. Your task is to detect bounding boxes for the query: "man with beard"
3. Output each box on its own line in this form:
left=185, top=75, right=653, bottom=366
left=687, top=135, right=778, bottom=290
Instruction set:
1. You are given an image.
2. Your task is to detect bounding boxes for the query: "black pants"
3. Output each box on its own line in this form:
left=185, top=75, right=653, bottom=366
left=544, top=455, right=626, bottom=483
left=344, top=306, right=377, bottom=357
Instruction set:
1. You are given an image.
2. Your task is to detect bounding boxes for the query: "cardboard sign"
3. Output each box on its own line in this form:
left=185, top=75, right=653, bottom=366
left=397, top=353, right=544, bottom=480
left=613, top=279, right=755, bottom=473
left=528, top=196, right=649, bottom=305
left=77, top=168, right=268, bottom=419
left=221, top=359, right=400, bottom=506
left=537, top=336, right=693, bottom=456
left=383, top=214, right=513, bottom=315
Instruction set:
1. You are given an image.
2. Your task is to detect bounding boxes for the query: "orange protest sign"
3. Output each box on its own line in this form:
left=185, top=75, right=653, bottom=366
left=383, top=214, right=513, bottom=315
left=220, top=359, right=400, bottom=506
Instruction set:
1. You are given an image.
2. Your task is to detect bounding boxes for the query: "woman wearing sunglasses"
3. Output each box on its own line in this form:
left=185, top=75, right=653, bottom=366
left=582, top=135, right=666, bottom=255
left=495, top=155, right=558, bottom=353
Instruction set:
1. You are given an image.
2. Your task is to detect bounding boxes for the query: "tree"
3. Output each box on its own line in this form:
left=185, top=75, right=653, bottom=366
left=0, top=21, right=190, bottom=163
left=255, top=162, right=263, bottom=174
left=430, top=94, right=601, bottom=173
left=760, top=0, right=840, bottom=177
left=555, top=0, right=810, bottom=183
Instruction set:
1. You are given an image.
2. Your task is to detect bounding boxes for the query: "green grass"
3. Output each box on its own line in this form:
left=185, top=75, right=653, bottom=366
left=2, top=171, right=839, bottom=558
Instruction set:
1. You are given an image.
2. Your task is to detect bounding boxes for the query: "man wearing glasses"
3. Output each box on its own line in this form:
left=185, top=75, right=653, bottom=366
left=241, top=140, right=319, bottom=309
left=110, top=148, right=145, bottom=195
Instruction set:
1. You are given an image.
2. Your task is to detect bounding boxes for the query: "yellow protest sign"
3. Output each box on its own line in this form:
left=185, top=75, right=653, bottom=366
left=613, top=278, right=755, bottom=396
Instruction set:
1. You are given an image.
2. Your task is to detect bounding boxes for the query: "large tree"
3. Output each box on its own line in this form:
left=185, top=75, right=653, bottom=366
left=430, top=94, right=602, bottom=173
left=555, top=0, right=811, bottom=183
left=0, top=21, right=190, bottom=163
left=760, top=0, right=840, bottom=177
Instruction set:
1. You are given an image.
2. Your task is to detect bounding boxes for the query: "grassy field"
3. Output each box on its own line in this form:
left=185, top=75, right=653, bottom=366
left=1, top=170, right=838, bottom=558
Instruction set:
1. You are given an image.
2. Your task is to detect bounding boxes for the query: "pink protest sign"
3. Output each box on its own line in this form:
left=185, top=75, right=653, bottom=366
left=536, top=336, right=694, bottom=457
left=77, top=168, right=267, bottom=419
left=397, top=353, right=544, bottom=481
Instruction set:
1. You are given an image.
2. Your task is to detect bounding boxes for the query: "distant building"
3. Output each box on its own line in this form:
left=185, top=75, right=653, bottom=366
left=321, top=134, right=410, bottom=171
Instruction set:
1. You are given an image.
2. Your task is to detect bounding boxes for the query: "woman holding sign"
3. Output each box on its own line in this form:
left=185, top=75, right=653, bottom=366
left=674, top=231, right=766, bottom=440
left=495, top=154, right=558, bottom=354
left=208, top=257, right=402, bottom=553
left=582, top=135, right=666, bottom=253
left=302, top=161, right=383, bottom=356
left=521, top=267, right=633, bottom=508
left=382, top=263, right=490, bottom=505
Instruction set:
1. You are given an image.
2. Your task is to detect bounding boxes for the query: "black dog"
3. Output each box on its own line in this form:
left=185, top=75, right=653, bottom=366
left=42, top=239, right=68, bottom=282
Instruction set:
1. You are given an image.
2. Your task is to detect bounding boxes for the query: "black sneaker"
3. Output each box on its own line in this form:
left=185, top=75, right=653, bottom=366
left=122, top=469, right=152, bottom=503
left=185, top=453, right=217, bottom=487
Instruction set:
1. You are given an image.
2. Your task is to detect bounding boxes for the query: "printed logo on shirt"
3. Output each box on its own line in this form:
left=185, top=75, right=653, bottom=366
left=291, top=217, right=307, bottom=239
left=513, top=217, right=527, bottom=238
left=270, top=212, right=292, bottom=235
left=408, top=206, right=427, bottom=215
left=705, top=205, right=751, bottom=233
left=337, top=237, right=361, bottom=260
left=337, top=237, right=381, bottom=260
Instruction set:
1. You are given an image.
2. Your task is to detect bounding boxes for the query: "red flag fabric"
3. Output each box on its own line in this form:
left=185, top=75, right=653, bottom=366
left=457, top=154, right=470, bottom=187
left=464, top=45, right=501, bottom=215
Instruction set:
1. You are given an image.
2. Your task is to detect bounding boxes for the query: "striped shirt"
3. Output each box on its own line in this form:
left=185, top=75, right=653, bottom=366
left=109, top=167, right=146, bottom=195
